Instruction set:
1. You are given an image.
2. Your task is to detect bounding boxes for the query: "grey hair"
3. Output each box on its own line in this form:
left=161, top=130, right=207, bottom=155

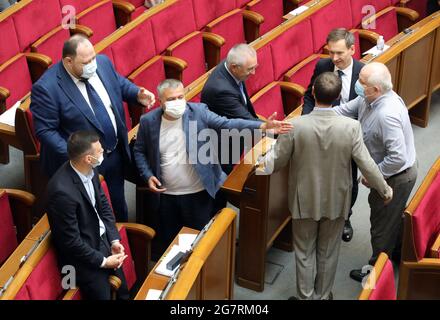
left=365, top=62, right=393, bottom=93
left=157, top=79, right=184, bottom=97
left=226, top=43, right=256, bottom=67
left=326, top=28, right=355, bottom=48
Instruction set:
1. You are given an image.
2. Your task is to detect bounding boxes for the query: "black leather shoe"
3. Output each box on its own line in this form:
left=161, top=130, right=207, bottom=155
left=349, top=269, right=370, bottom=282
left=288, top=296, right=298, bottom=300
left=342, top=220, right=353, bottom=242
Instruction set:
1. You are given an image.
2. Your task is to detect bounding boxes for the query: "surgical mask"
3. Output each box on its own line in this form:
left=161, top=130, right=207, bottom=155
left=355, top=80, right=366, bottom=99
left=90, top=154, right=104, bottom=168
left=164, top=99, right=186, bottom=119
left=82, top=59, right=97, bottom=79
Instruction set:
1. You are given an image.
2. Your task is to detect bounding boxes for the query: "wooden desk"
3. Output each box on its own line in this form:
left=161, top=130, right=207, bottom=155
left=135, top=208, right=236, bottom=300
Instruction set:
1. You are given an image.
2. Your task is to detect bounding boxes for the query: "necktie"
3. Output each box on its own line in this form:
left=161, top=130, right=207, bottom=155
left=239, top=81, right=247, bottom=104
left=337, top=69, right=344, bottom=78
left=80, top=78, right=117, bottom=150
left=333, top=70, right=344, bottom=106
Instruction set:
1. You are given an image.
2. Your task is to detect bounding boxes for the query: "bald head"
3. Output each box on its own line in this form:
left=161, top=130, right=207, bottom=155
left=358, top=62, right=393, bottom=102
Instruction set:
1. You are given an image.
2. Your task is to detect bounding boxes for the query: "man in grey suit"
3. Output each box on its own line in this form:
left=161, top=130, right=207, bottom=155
left=262, top=72, right=393, bottom=300
left=133, top=79, right=292, bottom=254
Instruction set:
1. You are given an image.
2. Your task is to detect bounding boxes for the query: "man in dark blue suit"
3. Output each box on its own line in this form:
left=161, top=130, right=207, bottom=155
left=30, top=35, right=155, bottom=222
left=134, top=79, right=292, bottom=253
left=302, top=28, right=365, bottom=242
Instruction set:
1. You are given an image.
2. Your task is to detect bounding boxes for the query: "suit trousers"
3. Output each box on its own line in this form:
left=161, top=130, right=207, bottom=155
left=368, top=164, right=418, bottom=265
left=99, top=143, right=128, bottom=222
left=292, top=216, right=345, bottom=300
left=77, top=234, right=129, bottom=300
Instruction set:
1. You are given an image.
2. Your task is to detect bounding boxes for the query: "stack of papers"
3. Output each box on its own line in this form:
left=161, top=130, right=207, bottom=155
left=145, top=289, right=162, bottom=300
left=154, top=234, right=197, bottom=277
left=362, top=44, right=390, bottom=57
left=0, top=100, right=20, bottom=127
left=288, top=6, right=308, bottom=16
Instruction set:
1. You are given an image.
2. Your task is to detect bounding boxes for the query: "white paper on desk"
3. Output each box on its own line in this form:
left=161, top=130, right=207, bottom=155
left=288, top=6, right=308, bottom=16
left=178, top=234, right=197, bottom=252
left=362, top=44, right=390, bottom=56
left=155, top=245, right=183, bottom=277
left=145, top=289, right=163, bottom=300
left=0, top=100, right=20, bottom=127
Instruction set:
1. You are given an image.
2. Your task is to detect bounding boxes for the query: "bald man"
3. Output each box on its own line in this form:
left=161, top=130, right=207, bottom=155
left=334, top=62, right=417, bottom=282
left=31, top=35, right=155, bottom=222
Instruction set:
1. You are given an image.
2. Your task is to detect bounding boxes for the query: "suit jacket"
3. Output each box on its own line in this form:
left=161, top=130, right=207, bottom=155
left=30, top=54, right=140, bottom=177
left=270, top=109, right=391, bottom=221
left=46, top=162, right=120, bottom=279
left=201, top=60, right=258, bottom=120
left=133, top=102, right=261, bottom=202
left=302, top=58, right=364, bottom=115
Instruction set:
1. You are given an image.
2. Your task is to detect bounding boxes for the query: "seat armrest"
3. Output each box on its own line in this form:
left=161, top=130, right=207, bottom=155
left=70, top=24, right=94, bottom=38
left=162, top=56, right=188, bottom=81
left=202, top=32, right=225, bottom=70
left=112, top=0, right=136, bottom=27
left=24, top=53, right=52, bottom=83
left=243, top=9, right=264, bottom=42
left=0, top=87, right=10, bottom=112
left=2, top=188, right=35, bottom=242
left=279, top=81, right=306, bottom=116
left=430, top=233, right=440, bottom=259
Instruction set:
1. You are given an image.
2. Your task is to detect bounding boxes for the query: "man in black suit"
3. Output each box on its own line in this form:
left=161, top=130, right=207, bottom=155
left=46, top=130, right=129, bottom=300
left=201, top=44, right=260, bottom=174
left=302, top=28, right=365, bottom=243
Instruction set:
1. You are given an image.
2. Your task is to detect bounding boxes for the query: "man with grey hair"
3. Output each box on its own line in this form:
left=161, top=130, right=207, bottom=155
left=334, top=62, right=417, bottom=282
left=201, top=43, right=259, bottom=174
left=134, top=79, right=292, bottom=255
left=303, top=28, right=365, bottom=242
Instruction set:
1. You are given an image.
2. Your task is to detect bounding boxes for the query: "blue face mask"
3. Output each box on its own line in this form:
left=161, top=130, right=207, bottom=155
left=355, top=80, right=365, bottom=98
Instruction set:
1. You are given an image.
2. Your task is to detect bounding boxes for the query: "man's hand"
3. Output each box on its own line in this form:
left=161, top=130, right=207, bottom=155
left=111, top=240, right=125, bottom=255
left=137, top=87, right=155, bottom=108
left=383, top=186, right=393, bottom=205
left=260, top=112, right=293, bottom=134
left=104, top=253, right=128, bottom=270
left=148, top=176, right=167, bottom=193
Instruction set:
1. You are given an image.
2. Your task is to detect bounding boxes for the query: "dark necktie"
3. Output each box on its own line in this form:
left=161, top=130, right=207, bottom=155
left=80, top=78, right=117, bottom=150
left=239, top=81, right=247, bottom=104
left=333, top=70, right=344, bottom=106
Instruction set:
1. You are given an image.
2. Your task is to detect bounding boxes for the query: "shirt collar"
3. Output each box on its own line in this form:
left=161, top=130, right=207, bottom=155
left=63, top=62, right=98, bottom=84
left=369, top=90, right=394, bottom=109
left=334, top=58, right=353, bottom=75
left=313, top=106, right=337, bottom=113
left=224, top=62, right=241, bottom=85
left=70, top=161, right=95, bottom=183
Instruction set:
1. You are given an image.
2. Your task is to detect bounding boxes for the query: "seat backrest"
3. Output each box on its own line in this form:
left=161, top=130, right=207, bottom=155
left=0, top=17, right=20, bottom=65
left=351, top=30, right=362, bottom=60
left=150, top=0, right=197, bottom=54
left=285, top=54, right=322, bottom=89
left=246, top=44, right=275, bottom=97
left=0, top=54, right=33, bottom=109
left=310, top=0, right=353, bottom=53
left=14, top=247, right=64, bottom=300
left=0, top=191, right=18, bottom=265
left=246, top=0, right=284, bottom=36
left=76, top=0, right=117, bottom=44
left=350, top=0, right=392, bottom=27
left=118, top=226, right=137, bottom=290
left=360, top=253, right=396, bottom=300
left=363, top=7, right=398, bottom=42
left=236, top=0, right=251, bottom=8
left=251, top=83, right=285, bottom=120
left=191, top=0, right=236, bottom=30
left=30, top=27, right=70, bottom=64
left=269, top=18, right=314, bottom=81
left=59, top=0, right=101, bottom=15
left=406, top=0, right=427, bottom=19
left=411, top=171, right=440, bottom=260
left=206, top=9, right=246, bottom=60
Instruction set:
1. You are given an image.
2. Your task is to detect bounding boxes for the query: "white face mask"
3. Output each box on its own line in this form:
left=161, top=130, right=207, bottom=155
left=82, top=58, right=97, bottom=79
left=164, top=99, right=186, bottom=119
left=90, top=154, right=104, bottom=168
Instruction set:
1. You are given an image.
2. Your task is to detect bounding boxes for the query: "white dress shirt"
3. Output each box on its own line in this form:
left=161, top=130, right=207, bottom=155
left=334, top=58, right=353, bottom=104
left=64, top=64, right=118, bottom=135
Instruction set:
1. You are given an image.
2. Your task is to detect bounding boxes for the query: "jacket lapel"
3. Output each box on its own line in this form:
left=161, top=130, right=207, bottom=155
left=57, top=63, right=104, bottom=135
left=67, top=164, right=96, bottom=211
left=149, top=111, right=162, bottom=178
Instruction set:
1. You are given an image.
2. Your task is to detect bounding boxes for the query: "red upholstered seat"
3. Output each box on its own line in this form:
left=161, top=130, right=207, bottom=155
left=368, top=258, right=396, bottom=300
left=0, top=54, right=33, bottom=109
left=100, top=178, right=114, bottom=213
left=131, top=5, right=148, bottom=20
left=363, top=7, right=399, bottom=42
left=269, top=19, right=314, bottom=81
left=350, top=0, right=391, bottom=27
left=192, top=0, right=236, bottom=30
left=236, top=0, right=251, bottom=7
left=76, top=0, right=117, bottom=44
left=0, top=17, right=20, bottom=65
left=412, top=172, right=440, bottom=260
left=31, top=27, right=70, bottom=64
left=252, top=83, right=285, bottom=121
left=205, top=9, right=247, bottom=60
left=246, top=0, right=284, bottom=36
left=166, top=32, right=207, bottom=86
left=59, top=0, right=101, bottom=15
left=0, top=191, right=18, bottom=265
left=118, top=226, right=137, bottom=290
left=351, top=30, right=362, bottom=60
left=405, top=0, right=427, bottom=19
left=24, top=108, right=40, bottom=152
left=284, top=54, right=323, bottom=90
left=246, top=44, right=275, bottom=97
left=12, top=0, right=63, bottom=53
left=150, top=0, right=197, bottom=54
left=310, top=0, right=353, bottom=52
left=14, top=248, right=64, bottom=300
